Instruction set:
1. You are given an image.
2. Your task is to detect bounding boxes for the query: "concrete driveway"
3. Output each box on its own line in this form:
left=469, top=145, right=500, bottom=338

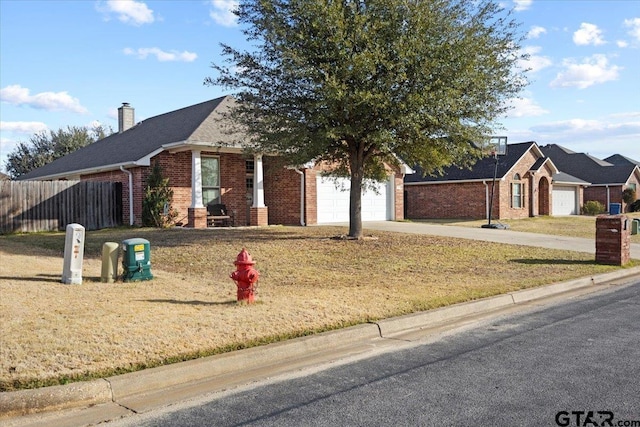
left=359, top=221, right=640, bottom=260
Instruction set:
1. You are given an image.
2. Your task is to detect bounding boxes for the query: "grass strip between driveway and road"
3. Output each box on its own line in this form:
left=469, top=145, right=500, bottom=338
left=1, top=223, right=638, bottom=392
left=417, top=213, right=640, bottom=242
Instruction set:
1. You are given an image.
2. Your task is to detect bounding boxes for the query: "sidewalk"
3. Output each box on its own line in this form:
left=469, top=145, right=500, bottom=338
left=360, top=221, right=640, bottom=259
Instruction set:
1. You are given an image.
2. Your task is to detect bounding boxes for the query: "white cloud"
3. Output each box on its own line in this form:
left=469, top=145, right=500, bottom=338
left=209, top=0, right=238, bottom=27
left=530, top=117, right=640, bottom=140
left=573, top=23, right=605, bottom=46
left=0, top=121, right=49, bottom=135
left=608, top=111, right=640, bottom=120
left=99, top=0, right=154, bottom=26
left=527, top=26, right=547, bottom=39
left=532, top=118, right=602, bottom=133
left=0, top=85, right=88, bottom=114
left=523, top=117, right=640, bottom=158
left=506, top=97, right=549, bottom=118
left=617, top=40, right=629, bottom=48
left=513, top=0, right=533, bottom=12
left=519, top=46, right=552, bottom=73
left=123, top=47, right=198, bottom=62
left=624, top=18, right=640, bottom=42
left=550, top=54, right=621, bottom=89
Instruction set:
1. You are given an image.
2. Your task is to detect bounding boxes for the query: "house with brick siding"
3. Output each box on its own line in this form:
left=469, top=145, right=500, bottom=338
left=18, top=96, right=408, bottom=228
left=540, top=144, right=640, bottom=213
left=404, top=141, right=591, bottom=220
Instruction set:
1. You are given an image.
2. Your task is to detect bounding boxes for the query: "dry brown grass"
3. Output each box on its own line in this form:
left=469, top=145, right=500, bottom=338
left=419, top=214, right=640, bottom=243
left=1, top=225, right=637, bottom=392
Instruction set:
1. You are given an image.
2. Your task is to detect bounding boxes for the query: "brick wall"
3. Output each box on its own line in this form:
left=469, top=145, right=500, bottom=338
left=587, top=174, right=640, bottom=213
left=595, top=214, right=631, bottom=265
left=80, top=152, right=408, bottom=227
left=263, top=157, right=303, bottom=225
left=304, top=169, right=318, bottom=225
left=154, top=151, right=248, bottom=226
left=79, top=151, right=250, bottom=227
left=405, top=151, right=555, bottom=220
left=393, top=174, right=404, bottom=221
left=585, top=186, right=623, bottom=213
left=154, top=151, right=191, bottom=226
left=263, top=158, right=404, bottom=226
left=217, top=152, right=250, bottom=226
left=406, top=182, right=489, bottom=219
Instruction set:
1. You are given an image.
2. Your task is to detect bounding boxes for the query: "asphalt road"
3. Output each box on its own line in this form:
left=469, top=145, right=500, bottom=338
left=111, top=280, right=640, bottom=427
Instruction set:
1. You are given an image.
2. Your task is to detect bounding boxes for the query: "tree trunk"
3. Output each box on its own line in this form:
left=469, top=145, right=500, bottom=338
left=348, top=146, right=364, bottom=239
left=349, top=170, right=363, bottom=239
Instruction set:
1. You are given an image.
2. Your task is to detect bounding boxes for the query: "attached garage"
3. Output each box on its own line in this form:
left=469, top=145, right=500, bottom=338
left=316, top=176, right=392, bottom=223
left=552, top=186, right=578, bottom=215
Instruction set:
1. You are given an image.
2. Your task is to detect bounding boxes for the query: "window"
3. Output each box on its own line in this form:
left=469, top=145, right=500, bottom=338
left=201, top=157, right=220, bottom=207
left=512, top=173, right=523, bottom=209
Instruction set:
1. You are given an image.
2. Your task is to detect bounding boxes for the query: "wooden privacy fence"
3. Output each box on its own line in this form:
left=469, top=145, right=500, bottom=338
left=0, top=181, right=122, bottom=234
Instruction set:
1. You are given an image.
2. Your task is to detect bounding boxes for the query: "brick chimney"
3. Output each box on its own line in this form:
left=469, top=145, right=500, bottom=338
left=118, top=102, right=135, bottom=133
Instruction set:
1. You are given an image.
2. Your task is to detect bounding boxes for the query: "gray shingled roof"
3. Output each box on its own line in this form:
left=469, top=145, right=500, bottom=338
left=19, top=96, right=239, bottom=180
left=553, top=172, right=590, bottom=186
left=540, top=144, right=638, bottom=185
left=405, top=141, right=542, bottom=183
left=604, top=154, right=640, bottom=167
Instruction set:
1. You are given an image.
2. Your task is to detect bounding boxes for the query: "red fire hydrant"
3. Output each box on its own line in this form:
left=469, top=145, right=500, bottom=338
left=230, top=248, right=259, bottom=303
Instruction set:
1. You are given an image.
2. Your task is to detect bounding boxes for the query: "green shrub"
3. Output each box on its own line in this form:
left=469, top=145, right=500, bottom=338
left=142, top=162, right=179, bottom=227
left=630, top=199, right=640, bottom=212
left=582, top=200, right=605, bottom=216
left=622, top=188, right=636, bottom=204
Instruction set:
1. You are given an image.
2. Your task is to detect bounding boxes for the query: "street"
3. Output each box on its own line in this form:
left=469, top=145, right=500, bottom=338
left=111, top=280, right=640, bottom=427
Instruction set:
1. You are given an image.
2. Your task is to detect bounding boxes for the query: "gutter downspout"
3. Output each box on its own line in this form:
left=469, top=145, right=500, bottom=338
left=606, top=185, right=611, bottom=212
left=120, top=166, right=134, bottom=226
left=294, top=169, right=306, bottom=226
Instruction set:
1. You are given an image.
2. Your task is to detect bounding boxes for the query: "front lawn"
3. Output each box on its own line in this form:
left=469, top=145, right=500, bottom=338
left=1, top=225, right=636, bottom=391
left=419, top=214, right=640, bottom=243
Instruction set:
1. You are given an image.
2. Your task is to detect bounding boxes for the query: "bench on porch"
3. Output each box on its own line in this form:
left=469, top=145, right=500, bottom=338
left=207, top=204, right=233, bottom=227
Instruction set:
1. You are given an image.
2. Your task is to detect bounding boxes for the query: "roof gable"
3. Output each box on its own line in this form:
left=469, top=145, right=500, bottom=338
left=405, top=141, right=544, bottom=184
left=604, top=154, right=640, bottom=167
left=541, top=144, right=637, bottom=185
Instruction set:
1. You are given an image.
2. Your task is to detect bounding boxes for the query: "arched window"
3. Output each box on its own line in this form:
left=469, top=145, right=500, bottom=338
left=512, top=174, right=523, bottom=208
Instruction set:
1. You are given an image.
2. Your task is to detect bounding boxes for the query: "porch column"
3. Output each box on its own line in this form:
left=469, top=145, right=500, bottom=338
left=188, top=150, right=207, bottom=228
left=250, top=153, right=268, bottom=226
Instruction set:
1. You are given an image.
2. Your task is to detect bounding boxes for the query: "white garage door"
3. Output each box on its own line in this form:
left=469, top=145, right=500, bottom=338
left=316, top=176, right=391, bottom=223
left=553, top=186, right=578, bottom=215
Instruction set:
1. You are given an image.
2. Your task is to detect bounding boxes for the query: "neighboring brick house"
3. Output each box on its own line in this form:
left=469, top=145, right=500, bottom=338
left=18, top=96, right=408, bottom=228
left=540, top=144, right=640, bottom=213
left=404, top=141, right=590, bottom=220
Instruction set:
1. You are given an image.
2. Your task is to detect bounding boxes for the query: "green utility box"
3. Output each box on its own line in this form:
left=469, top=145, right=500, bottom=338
left=632, top=219, right=640, bottom=236
left=121, top=238, right=153, bottom=282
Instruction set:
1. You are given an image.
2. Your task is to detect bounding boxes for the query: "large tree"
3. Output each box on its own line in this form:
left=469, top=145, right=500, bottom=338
left=5, top=125, right=110, bottom=179
left=207, top=0, right=528, bottom=238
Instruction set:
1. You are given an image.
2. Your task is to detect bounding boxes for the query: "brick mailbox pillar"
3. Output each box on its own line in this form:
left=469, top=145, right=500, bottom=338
left=595, top=214, right=631, bottom=266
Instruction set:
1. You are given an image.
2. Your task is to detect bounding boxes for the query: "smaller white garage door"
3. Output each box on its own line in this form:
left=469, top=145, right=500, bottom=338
left=316, top=176, right=392, bottom=223
left=553, top=186, right=578, bottom=215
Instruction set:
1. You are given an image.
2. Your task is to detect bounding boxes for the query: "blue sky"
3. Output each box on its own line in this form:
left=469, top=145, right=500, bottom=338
left=1, top=0, right=639, bottom=175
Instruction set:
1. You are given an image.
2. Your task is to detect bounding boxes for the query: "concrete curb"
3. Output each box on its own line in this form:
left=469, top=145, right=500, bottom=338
left=107, top=322, right=380, bottom=401
left=2, top=266, right=640, bottom=419
left=0, top=379, right=112, bottom=419
left=377, top=266, right=640, bottom=337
